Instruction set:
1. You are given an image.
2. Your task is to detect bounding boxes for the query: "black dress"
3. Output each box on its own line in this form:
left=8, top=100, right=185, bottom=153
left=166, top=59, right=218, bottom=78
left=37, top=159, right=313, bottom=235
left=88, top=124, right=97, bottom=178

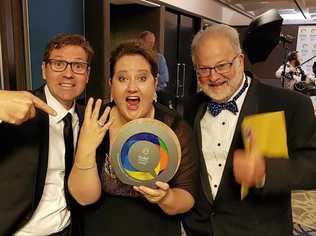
left=81, top=103, right=199, bottom=236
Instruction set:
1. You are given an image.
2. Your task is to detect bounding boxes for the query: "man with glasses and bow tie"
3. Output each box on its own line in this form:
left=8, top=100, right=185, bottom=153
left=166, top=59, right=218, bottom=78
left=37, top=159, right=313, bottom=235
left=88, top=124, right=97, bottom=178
left=182, top=24, right=316, bottom=236
left=0, top=33, right=94, bottom=236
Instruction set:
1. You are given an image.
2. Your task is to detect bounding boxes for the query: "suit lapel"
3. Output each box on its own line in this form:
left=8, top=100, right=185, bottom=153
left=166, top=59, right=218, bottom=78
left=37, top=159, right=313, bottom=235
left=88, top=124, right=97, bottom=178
left=216, top=78, right=260, bottom=200
left=229, top=78, right=260, bottom=156
left=32, top=87, right=50, bottom=207
left=195, top=103, right=214, bottom=204
left=195, top=78, right=262, bottom=204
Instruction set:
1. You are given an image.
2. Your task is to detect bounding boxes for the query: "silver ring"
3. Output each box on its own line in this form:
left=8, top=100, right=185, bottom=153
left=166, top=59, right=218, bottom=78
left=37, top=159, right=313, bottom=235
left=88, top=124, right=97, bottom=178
left=97, top=120, right=105, bottom=128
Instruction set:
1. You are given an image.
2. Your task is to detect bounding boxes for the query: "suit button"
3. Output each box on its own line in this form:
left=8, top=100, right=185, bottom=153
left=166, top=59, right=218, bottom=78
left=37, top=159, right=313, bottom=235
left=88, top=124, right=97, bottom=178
left=211, top=211, right=216, bottom=216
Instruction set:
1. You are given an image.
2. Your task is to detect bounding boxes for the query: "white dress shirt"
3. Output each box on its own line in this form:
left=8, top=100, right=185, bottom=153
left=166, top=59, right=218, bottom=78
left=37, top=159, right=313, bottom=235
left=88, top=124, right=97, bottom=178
left=15, top=86, right=79, bottom=236
left=201, top=75, right=250, bottom=198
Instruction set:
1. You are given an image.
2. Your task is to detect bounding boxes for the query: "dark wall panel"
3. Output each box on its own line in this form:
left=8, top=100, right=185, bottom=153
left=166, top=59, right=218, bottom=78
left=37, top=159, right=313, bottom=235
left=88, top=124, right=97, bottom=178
left=85, top=0, right=109, bottom=98
left=110, top=5, right=161, bottom=51
left=28, top=0, right=84, bottom=89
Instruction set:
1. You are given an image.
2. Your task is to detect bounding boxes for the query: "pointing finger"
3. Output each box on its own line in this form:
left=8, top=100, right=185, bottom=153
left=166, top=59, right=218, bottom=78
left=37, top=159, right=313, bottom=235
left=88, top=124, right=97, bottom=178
left=32, top=95, right=57, bottom=116
left=29, top=103, right=36, bottom=120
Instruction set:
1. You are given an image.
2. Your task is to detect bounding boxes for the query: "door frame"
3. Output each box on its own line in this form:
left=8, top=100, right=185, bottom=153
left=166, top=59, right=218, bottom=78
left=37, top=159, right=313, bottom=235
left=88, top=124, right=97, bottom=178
left=0, top=0, right=30, bottom=90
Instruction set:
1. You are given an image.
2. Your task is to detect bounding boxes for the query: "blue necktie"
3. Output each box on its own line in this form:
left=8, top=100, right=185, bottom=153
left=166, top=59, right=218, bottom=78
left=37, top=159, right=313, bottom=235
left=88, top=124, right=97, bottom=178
left=207, top=78, right=248, bottom=116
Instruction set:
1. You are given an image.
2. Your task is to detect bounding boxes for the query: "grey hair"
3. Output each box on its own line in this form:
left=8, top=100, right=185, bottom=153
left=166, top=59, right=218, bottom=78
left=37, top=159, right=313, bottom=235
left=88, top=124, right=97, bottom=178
left=191, top=24, right=242, bottom=65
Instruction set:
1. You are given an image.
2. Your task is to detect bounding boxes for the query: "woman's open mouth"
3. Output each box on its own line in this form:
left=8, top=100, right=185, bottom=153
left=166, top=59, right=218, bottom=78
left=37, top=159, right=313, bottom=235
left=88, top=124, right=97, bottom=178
left=126, top=96, right=140, bottom=110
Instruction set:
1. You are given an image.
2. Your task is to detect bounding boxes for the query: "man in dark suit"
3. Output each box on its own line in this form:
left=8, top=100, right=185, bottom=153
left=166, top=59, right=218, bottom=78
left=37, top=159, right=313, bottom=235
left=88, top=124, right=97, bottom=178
left=182, top=24, right=316, bottom=236
left=0, top=33, right=94, bottom=235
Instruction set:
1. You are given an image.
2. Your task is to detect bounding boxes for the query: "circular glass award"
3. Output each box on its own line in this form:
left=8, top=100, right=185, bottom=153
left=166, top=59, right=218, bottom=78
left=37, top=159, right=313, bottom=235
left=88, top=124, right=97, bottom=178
left=110, top=118, right=181, bottom=187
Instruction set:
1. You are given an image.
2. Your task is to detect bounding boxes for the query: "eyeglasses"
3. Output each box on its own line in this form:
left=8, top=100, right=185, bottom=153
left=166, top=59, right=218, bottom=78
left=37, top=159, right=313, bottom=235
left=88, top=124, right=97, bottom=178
left=195, top=54, right=240, bottom=78
left=46, top=59, right=89, bottom=74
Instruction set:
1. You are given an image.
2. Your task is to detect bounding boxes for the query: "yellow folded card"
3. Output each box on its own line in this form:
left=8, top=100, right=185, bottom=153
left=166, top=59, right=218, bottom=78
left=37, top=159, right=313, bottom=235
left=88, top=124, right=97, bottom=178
left=240, top=111, right=289, bottom=199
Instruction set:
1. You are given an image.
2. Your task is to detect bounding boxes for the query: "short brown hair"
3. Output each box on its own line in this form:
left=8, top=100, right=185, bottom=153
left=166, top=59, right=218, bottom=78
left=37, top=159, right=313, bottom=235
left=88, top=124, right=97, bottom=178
left=42, top=33, right=94, bottom=64
left=109, top=39, right=158, bottom=79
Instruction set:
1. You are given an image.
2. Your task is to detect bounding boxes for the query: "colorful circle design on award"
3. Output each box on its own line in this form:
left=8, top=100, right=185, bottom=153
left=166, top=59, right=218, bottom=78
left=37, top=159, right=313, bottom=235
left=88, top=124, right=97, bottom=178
left=120, top=132, right=169, bottom=181
left=110, top=118, right=181, bottom=187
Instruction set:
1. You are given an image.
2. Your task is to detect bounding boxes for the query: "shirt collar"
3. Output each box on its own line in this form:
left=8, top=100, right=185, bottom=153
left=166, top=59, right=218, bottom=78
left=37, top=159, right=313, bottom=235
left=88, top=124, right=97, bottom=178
left=206, top=74, right=251, bottom=116
left=227, top=74, right=250, bottom=103
left=44, top=85, right=77, bottom=124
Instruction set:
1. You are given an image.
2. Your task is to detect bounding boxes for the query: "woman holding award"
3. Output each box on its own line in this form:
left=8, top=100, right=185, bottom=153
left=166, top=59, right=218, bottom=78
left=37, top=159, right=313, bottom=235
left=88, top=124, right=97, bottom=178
left=68, top=40, right=199, bottom=236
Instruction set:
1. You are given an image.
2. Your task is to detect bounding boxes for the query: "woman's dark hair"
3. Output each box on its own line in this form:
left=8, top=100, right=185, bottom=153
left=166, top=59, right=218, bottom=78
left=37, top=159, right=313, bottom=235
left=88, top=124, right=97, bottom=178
left=109, top=40, right=158, bottom=79
left=42, top=33, right=94, bottom=64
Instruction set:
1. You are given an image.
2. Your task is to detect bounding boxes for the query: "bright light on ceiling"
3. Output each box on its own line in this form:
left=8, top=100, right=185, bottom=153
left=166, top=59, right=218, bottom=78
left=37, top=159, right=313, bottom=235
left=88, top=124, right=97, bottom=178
left=280, top=13, right=306, bottom=20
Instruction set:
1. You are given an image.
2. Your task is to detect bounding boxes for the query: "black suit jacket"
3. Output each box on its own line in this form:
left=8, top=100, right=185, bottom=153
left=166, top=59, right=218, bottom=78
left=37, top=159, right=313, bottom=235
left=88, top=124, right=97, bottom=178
left=182, top=78, right=316, bottom=236
left=0, top=87, right=84, bottom=235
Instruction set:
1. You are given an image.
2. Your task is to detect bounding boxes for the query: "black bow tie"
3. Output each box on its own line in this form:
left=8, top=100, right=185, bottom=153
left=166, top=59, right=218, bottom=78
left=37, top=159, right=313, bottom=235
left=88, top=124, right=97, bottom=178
left=207, top=78, right=249, bottom=117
